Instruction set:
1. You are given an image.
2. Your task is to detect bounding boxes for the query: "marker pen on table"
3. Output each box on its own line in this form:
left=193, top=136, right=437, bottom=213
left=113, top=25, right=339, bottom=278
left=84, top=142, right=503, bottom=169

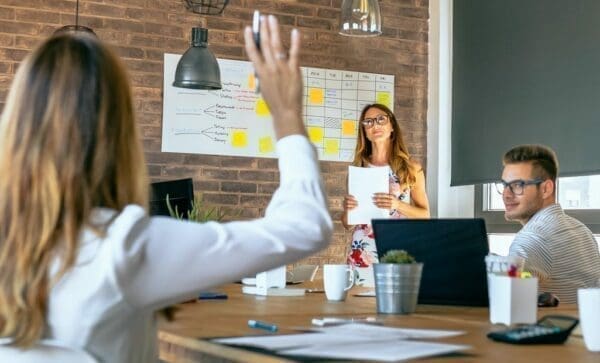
left=248, top=319, right=278, bottom=332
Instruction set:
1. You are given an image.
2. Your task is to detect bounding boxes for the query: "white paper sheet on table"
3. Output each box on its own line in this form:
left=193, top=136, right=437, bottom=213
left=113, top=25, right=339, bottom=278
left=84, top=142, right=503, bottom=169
left=214, top=332, right=371, bottom=350
left=348, top=165, right=390, bottom=225
left=213, top=323, right=465, bottom=351
left=311, top=323, right=465, bottom=339
left=278, top=340, right=471, bottom=362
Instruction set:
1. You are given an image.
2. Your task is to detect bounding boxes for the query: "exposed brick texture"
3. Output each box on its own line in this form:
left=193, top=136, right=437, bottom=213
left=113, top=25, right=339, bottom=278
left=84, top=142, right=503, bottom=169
left=0, top=0, right=428, bottom=267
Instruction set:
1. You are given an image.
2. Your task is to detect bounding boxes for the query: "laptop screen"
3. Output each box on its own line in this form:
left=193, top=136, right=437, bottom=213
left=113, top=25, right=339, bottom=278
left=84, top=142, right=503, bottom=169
left=372, top=218, right=489, bottom=307
left=149, top=178, right=194, bottom=218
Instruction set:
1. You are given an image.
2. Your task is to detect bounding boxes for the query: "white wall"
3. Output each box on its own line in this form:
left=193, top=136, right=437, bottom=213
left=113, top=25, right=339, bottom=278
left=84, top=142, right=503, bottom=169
left=427, top=0, right=474, bottom=218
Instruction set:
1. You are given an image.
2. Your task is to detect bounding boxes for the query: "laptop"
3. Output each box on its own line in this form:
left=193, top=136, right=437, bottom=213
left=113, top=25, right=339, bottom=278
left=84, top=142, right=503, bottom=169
left=149, top=178, right=194, bottom=218
left=372, top=218, right=489, bottom=307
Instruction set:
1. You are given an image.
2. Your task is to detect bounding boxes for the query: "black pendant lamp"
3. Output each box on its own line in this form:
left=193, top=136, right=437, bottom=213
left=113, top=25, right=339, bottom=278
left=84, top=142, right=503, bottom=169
left=54, top=0, right=96, bottom=35
left=173, top=27, right=222, bottom=90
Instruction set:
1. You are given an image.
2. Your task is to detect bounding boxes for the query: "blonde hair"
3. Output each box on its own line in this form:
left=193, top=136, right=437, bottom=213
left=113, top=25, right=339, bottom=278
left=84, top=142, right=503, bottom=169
left=0, top=33, right=148, bottom=346
left=503, top=144, right=559, bottom=182
left=352, top=103, right=417, bottom=187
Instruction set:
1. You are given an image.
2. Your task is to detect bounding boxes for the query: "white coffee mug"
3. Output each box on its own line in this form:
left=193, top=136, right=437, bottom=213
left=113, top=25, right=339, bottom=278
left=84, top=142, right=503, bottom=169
left=323, top=264, right=355, bottom=301
left=578, top=288, right=600, bottom=352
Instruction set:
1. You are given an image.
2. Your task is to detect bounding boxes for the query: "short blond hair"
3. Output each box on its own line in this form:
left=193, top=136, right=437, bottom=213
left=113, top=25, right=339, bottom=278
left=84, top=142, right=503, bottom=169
left=503, top=144, right=559, bottom=181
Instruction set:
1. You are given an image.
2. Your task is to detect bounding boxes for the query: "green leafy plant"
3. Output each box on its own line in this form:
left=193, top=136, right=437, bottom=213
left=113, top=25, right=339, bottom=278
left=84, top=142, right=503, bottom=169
left=166, top=193, right=239, bottom=222
left=379, top=249, right=416, bottom=264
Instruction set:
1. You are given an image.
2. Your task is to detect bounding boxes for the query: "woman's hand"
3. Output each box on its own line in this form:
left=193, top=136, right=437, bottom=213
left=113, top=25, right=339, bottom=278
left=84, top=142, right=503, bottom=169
left=372, top=193, right=396, bottom=210
left=243, top=15, right=305, bottom=140
left=343, top=195, right=358, bottom=212
left=341, top=194, right=358, bottom=229
left=372, top=166, right=430, bottom=218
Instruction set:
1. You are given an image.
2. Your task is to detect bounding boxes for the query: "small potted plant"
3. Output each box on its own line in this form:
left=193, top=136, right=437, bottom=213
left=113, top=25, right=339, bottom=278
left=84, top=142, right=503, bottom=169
left=373, top=249, right=423, bottom=314
left=166, top=193, right=238, bottom=222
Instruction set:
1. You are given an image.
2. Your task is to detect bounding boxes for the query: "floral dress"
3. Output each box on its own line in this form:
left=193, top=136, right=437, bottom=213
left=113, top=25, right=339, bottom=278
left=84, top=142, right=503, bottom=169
left=346, top=167, right=411, bottom=287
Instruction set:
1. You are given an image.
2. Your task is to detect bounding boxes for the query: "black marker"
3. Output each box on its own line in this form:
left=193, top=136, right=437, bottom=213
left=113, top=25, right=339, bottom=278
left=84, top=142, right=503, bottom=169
left=252, top=10, right=261, bottom=50
left=252, top=10, right=261, bottom=93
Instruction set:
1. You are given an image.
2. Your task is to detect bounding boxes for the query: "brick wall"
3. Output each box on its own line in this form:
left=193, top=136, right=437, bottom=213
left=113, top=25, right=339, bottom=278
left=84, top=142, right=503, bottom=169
left=0, top=0, right=428, bottom=266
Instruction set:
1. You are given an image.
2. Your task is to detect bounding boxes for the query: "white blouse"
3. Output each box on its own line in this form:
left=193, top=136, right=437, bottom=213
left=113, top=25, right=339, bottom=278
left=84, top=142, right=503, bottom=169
left=45, top=135, right=333, bottom=362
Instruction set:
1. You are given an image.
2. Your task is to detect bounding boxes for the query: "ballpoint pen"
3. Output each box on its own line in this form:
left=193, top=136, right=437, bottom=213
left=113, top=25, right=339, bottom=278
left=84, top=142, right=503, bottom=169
left=311, top=317, right=380, bottom=326
left=248, top=319, right=278, bottom=332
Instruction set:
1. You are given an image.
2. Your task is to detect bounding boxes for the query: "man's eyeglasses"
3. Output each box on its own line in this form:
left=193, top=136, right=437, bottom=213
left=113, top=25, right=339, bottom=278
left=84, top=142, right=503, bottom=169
left=360, top=114, right=389, bottom=128
left=495, top=179, right=544, bottom=195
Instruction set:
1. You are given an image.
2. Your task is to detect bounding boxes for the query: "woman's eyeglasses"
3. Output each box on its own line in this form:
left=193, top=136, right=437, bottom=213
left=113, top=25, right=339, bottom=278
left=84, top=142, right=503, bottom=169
left=360, top=114, right=389, bottom=128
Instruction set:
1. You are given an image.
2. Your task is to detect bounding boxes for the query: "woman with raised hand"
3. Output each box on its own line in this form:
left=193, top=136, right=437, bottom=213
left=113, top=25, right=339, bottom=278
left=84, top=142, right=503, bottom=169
left=0, top=15, right=331, bottom=362
left=341, top=104, right=429, bottom=286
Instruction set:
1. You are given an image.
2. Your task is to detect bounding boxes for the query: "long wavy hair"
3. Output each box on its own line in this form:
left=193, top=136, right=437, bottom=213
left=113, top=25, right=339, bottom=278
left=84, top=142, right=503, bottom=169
left=352, top=103, right=417, bottom=187
left=0, top=33, right=148, bottom=346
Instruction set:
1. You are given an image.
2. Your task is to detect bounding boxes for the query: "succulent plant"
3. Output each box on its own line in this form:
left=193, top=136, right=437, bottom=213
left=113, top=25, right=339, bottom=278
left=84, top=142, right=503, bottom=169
left=379, top=249, right=416, bottom=264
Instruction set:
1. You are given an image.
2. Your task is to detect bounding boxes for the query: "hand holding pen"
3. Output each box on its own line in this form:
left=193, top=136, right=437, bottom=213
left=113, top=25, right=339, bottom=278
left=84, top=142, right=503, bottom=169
left=244, top=14, right=306, bottom=140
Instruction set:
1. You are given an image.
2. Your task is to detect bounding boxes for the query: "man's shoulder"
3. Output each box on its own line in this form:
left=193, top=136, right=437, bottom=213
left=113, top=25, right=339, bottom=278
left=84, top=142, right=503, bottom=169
left=524, top=204, right=570, bottom=232
left=515, top=206, right=564, bottom=244
left=562, top=213, right=590, bottom=229
left=520, top=204, right=594, bottom=244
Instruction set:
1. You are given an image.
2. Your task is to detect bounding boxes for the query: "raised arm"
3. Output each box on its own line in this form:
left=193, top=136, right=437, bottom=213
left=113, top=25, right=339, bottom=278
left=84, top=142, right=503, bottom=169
left=112, top=16, right=333, bottom=310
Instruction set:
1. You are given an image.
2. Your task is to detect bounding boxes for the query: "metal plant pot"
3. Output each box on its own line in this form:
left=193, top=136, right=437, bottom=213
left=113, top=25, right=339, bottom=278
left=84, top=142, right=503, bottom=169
left=374, top=263, right=423, bottom=314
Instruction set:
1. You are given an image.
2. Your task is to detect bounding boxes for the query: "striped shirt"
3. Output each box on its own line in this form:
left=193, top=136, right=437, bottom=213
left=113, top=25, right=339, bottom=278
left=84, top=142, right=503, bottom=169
left=509, top=203, right=600, bottom=303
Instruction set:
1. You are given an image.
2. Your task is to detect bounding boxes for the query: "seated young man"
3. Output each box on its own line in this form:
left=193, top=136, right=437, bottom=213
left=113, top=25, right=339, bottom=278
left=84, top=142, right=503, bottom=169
left=498, top=144, right=600, bottom=303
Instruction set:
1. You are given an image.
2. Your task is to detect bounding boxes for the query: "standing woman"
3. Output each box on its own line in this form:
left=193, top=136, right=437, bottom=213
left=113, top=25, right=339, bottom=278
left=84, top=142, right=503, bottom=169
left=0, top=16, right=331, bottom=362
left=341, top=104, right=429, bottom=286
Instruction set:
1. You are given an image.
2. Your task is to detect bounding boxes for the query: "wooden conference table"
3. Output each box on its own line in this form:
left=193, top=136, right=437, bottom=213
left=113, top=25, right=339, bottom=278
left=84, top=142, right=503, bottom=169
left=158, top=283, right=596, bottom=362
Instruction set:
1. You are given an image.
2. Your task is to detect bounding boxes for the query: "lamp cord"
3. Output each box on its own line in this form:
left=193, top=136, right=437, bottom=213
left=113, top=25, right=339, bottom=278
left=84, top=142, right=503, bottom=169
left=75, top=0, right=79, bottom=27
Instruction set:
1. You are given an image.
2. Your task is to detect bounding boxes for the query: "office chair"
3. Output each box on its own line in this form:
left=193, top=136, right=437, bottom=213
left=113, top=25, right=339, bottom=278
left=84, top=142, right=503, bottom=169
left=149, top=178, right=194, bottom=219
left=0, top=340, right=98, bottom=363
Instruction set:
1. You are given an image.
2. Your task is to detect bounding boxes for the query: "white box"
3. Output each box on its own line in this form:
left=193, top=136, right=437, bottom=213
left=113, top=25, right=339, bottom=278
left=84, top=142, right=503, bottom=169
left=241, top=286, right=305, bottom=296
left=488, top=274, right=538, bottom=325
left=255, top=266, right=286, bottom=289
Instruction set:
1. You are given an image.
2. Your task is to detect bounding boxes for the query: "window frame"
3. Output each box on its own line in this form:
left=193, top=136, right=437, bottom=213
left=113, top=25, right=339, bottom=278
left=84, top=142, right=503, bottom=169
left=474, top=184, right=600, bottom=234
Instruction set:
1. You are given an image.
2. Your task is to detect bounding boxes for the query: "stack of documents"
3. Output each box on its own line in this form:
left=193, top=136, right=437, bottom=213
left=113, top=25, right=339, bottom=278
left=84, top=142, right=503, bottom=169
left=214, top=323, right=470, bottom=361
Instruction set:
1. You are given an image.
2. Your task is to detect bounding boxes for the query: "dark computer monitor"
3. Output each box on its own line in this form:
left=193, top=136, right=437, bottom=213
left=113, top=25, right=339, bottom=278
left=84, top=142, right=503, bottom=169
left=372, top=218, right=489, bottom=307
left=149, top=178, right=194, bottom=218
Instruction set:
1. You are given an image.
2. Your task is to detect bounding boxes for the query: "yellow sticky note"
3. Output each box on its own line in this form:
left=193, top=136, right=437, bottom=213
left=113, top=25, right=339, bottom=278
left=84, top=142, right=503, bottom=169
left=231, top=130, right=248, bottom=148
left=342, top=120, right=356, bottom=136
left=248, top=74, right=255, bottom=90
left=255, top=98, right=270, bottom=116
left=309, top=88, right=324, bottom=105
left=324, top=138, right=340, bottom=155
left=308, top=127, right=324, bottom=144
left=376, top=92, right=391, bottom=108
left=258, top=136, right=274, bottom=153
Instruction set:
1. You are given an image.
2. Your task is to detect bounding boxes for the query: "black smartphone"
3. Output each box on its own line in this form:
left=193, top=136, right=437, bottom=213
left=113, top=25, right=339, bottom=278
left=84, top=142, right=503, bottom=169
left=252, top=10, right=261, bottom=51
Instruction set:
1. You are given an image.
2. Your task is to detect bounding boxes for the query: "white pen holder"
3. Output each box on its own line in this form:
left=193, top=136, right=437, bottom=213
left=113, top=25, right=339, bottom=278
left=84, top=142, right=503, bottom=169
left=488, top=274, right=538, bottom=325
